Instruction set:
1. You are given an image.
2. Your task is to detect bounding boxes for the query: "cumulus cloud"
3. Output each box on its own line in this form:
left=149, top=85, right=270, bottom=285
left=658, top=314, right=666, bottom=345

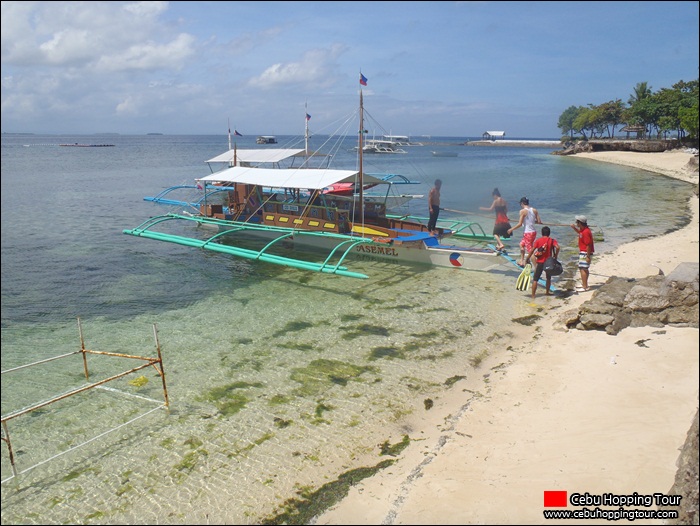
left=0, top=1, right=202, bottom=132
left=1, top=1, right=195, bottom=71
left=248, top=44, right=346, bottom=90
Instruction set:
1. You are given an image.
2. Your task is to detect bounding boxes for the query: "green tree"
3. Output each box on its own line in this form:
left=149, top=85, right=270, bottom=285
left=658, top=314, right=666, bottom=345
left=557, top=105, right=582, bottom=139
left=628, top=81, right=653, bottom=105
left=679, top=105, right=698, bottom=138
left=597, top=100, right=625, bottom=138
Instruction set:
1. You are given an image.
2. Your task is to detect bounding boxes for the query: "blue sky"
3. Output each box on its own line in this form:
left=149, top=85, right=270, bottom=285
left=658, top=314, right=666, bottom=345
left=1, top=1, right=698, bottom=138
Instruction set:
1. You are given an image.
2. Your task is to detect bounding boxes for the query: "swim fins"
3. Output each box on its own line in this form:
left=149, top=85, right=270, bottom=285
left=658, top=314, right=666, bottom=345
left=522, top=263, right=532, bottom=290
left=516, top=263, right=532, bottom=291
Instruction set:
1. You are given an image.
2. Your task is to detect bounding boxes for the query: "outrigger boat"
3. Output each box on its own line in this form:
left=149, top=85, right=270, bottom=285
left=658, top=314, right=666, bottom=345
left=124, top=85, right=503, bottom=279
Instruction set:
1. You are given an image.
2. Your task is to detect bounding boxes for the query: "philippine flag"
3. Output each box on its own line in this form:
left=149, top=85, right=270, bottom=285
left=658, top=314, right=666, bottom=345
left=306, top=113, right=311, bottom=121
left=234, top=130, right=242, bottom=136
left=359, top=73, right=368, bottom=86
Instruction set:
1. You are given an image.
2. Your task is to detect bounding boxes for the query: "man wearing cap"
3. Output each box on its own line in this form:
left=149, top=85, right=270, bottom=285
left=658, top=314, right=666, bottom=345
left=571, top=215, right=595, bottom=292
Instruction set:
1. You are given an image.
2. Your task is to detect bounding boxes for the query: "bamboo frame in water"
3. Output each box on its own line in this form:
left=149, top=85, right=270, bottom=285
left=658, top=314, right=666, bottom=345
left=0, top=318, right=169, bottom=483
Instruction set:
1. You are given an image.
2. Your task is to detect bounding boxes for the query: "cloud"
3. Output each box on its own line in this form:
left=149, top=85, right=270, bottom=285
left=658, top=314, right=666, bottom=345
left=1, top=1, right=193, bottom=71
left=95, top=33, right=196, bottom=72
left=248, top=44, right=346, bottom=90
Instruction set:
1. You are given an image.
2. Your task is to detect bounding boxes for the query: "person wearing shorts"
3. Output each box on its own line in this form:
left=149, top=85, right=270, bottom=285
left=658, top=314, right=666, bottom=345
left=525, top=226, right=559, bottom=298
left=427, top=179, right=442, bottom=235
left=479, top=187, right=511, bottom=251
left=507, top=197, right=541, bottom=266
left=571, top=215, right=595, bottom=292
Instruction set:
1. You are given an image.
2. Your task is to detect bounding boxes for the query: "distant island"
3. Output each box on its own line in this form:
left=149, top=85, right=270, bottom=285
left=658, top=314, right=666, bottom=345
left=147, top=133, right=163, bottom=135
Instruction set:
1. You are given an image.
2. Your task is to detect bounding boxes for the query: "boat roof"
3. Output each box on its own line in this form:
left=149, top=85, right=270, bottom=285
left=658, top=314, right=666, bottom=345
left=205, top=148, right=304, bottom=164
left=197, top=166, right=386, bottom=191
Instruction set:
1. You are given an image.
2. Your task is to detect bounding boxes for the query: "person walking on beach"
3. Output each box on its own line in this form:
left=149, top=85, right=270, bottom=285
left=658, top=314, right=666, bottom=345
left=571, top=215, right=595, bottom=292
left=525, top=226, right=559, bottom=298
left=427, top=179, right=442, bottom=235
left=507, top=197, right=541, bottom=266
left=479, top=187, right=511, bottom=252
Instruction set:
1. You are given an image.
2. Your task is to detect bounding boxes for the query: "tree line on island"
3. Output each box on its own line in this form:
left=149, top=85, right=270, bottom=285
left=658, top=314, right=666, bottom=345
left=558, top=79, right=698, bottom=142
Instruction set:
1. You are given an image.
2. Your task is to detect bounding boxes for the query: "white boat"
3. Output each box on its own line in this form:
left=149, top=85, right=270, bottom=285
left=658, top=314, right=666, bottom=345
left=125, top=84, right=502, bottom=279
left=358, top=139, right=406, bottom=154
left=381, top=134, right=423, bottom=147
left=256, top=135, right=277, bottom=144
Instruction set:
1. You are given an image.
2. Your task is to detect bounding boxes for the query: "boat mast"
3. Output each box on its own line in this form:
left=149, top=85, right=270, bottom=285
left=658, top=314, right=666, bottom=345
left=304, top=102, right=309, bottom=157
left=228, top=118, right=232, bottom=151
left=358, top=89, right=364, bottom=225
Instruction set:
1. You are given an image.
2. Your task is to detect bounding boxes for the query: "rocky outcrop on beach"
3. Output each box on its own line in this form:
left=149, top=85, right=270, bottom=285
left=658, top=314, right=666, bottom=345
left=560, top=262, right=699, bottom=335
left=554, top=140, right=677, bottom=155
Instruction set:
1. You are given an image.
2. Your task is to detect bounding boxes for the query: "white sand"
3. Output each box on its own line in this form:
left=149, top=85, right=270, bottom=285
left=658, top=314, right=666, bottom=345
left=314, top=150, right=699, bottom=525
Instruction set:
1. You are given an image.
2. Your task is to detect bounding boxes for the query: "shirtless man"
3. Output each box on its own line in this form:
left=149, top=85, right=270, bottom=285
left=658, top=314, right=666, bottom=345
left=427, top=179, right=442, bottom=235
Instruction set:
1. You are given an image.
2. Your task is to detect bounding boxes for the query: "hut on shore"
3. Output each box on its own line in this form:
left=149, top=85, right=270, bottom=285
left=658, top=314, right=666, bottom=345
left=619, top=124, right=646, bottom=139
left=482, top=131, right=505, bottom=140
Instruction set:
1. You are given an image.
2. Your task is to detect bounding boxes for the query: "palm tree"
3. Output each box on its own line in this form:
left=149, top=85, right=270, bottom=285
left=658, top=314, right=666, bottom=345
left=628, top=82, right=652, bottom=105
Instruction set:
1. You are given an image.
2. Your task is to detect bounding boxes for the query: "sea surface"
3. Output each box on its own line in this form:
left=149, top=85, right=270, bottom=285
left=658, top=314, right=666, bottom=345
left=0, top=133, right=693, bottom=524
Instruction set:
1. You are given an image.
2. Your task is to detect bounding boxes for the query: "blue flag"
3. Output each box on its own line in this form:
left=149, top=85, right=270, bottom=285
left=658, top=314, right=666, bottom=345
left=359, top=73, right=368, bottom=86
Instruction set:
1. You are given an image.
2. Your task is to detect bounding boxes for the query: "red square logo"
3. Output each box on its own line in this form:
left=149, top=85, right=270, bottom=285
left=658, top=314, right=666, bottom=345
left=544, top=490, right=568, bottom=507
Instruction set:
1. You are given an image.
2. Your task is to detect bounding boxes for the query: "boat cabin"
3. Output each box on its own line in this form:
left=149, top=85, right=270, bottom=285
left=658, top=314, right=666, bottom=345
left=256, top=135, right=278, bottom=144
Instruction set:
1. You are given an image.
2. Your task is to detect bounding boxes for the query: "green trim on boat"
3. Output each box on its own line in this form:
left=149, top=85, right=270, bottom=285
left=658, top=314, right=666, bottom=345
left=123, top=214, right=371, bottom=279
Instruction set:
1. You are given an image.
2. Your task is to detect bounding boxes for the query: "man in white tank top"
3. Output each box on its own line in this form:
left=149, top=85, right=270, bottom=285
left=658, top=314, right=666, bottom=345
left=507, top=197, right=541, bottom=266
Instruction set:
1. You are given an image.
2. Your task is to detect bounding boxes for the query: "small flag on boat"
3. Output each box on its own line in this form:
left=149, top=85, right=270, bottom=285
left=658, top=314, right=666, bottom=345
left=234, top=130, right=242, bottom=136
left=359, top=73, right=368, bottom=86
left=306, top=113, right=311, bottom=121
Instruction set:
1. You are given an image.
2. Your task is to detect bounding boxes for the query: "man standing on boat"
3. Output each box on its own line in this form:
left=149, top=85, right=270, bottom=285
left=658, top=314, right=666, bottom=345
left=427, top=179, right=442, bottom=235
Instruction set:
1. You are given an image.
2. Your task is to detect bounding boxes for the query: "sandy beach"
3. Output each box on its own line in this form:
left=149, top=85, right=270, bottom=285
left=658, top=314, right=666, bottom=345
left=314, top=150, right=699, bottom=525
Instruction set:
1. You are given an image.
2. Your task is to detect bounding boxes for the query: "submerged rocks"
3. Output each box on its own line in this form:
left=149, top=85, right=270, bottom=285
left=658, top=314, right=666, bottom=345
left=563, top=262, right=699, bottom=334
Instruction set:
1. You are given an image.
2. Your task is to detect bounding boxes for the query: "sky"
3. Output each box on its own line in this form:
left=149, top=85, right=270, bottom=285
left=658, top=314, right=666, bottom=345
left=1, top=1, right=698, bottom=138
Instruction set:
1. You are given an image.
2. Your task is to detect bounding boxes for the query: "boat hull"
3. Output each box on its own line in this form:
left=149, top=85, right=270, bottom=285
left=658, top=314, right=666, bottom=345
left=197, top=217, right=503, bottom=272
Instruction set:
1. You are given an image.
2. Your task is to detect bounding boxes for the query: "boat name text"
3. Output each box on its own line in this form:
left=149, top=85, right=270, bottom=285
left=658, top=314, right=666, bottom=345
left=355, top=245, right=399, bottom=257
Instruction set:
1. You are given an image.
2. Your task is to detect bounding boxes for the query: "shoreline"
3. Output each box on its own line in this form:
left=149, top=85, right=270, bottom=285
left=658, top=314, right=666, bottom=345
left=313, top=150, right=699, bottom=524
left=465, top=139, right=561, bottom=147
